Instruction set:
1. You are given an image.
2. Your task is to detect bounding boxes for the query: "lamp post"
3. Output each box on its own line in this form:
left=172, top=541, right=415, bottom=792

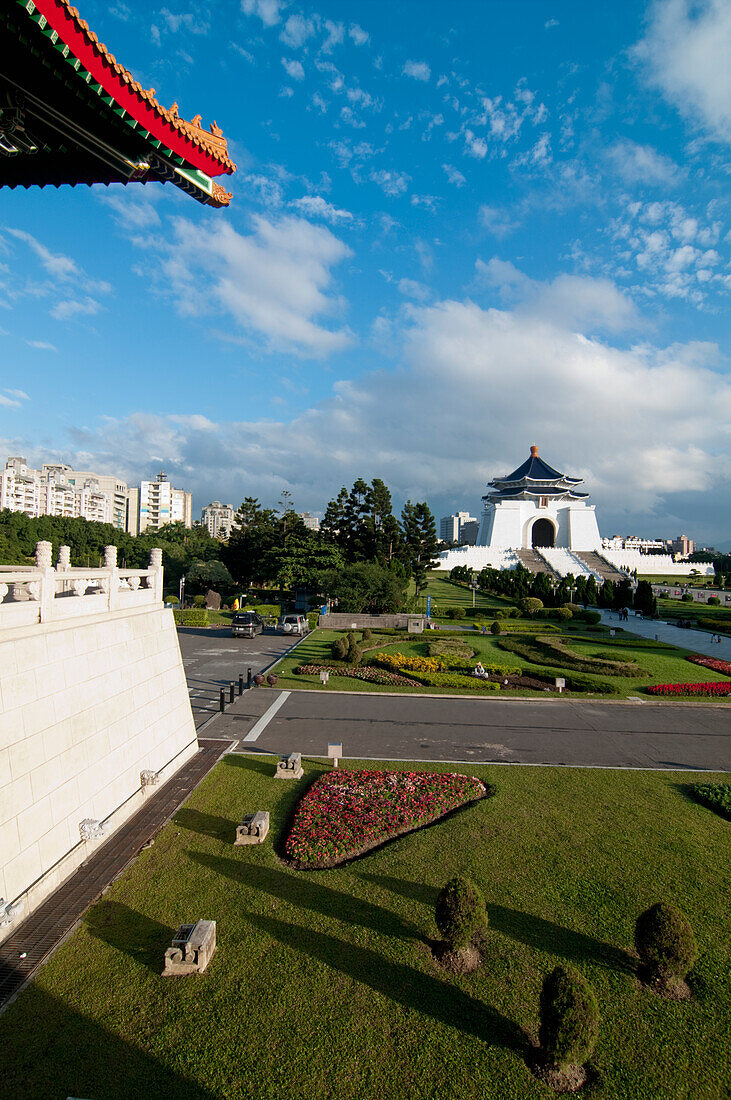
left=179, top=575, right=185, bottom=627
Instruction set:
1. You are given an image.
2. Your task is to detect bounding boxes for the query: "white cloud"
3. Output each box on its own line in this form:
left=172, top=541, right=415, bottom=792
left=411, top=194, right=438, bottom=211
left=403, top=60, right=431, bottom=82
left=606, top=139, right=682, bottom=186
left=5, top=229, right=80, bottom=280
left=349, top=23, right=369, bottom=46
left=147, top=213, right=353, bottom=357
left=98, top=188, right=162, bottom=228
left=479, top=205, right=519, bottom=239
left=280, top=13, right=315, bottom=48
left=464, top=130, right=487, bottom=159
left=634, top=0, right=731, bottom=143
left=160, top=9, right=209, bottom=35
left=52, top=296, right=731, bottom=539
left=370, top=169, right=410, bottom=196
left=4, top=388, right=30, bottom=399
left=397, top=278, right=431, bottom=301
left=476, top=258, right=642, bottom=334
left=290, top=195, right=353, bottom=223
left=545, top=18, right=559, bottom=29
left=321, top=19, right=344, bottom=51
left=282, top=57, right=305, bottom=80
left=0, top=387, right=31, bottom=407
left=24, top=341, right=56, bottom=352
left=442, top=163, right=466, bottom=186
left=244, top=174, right=284, bottom=206
left=241, top=0, right=285, bottom=27
left=50, top=297, right=103, bottom=321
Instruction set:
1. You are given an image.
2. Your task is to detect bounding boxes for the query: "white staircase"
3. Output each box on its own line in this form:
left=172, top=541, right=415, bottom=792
left=538, top=548, right=603, bottom=582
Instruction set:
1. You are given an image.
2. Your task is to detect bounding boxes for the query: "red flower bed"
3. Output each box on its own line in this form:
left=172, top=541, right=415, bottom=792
left=285, top=770, right=487, bottom=868
left=687, top=655, right=731, bottom=677
left=646, top=682, right=731, bottom=697
left=294, top=664, right=420, bottom=686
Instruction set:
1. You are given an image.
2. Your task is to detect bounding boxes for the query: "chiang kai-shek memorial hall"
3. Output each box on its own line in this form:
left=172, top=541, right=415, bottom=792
left=0, top=0, right=236, bottom=206
left=476, top=445, right=602, bottom=551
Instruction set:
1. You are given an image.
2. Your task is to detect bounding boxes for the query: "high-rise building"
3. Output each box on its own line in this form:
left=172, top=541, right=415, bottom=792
left=1, top=457, right=123, bottom=526
left=298, top=511, right=320, bottom=532
left=439, top=511, right=477, bottom=544
left=668, top=534, right=694, bottom=558
left=202, top=501, right=236, bottom=539
left=126, top=471, right=192, bottom=535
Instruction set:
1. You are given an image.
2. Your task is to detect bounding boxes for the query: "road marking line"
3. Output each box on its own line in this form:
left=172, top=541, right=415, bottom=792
left=242, top=691, right=291, bottom=742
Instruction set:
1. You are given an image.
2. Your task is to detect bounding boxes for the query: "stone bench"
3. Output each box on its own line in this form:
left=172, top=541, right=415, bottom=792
left=275, top=752, right=303, bottom=779
left=235, top=810, right=269, bottom=845
left=163, top=919, right=216, bottom=975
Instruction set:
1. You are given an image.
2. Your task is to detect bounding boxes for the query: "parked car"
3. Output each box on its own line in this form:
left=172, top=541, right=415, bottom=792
left=231, top=612, right=264, bottom=638
left=279, top=613, right=309, bottom=636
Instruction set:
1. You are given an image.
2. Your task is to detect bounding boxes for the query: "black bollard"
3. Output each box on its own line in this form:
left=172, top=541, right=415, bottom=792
left=229, top=681, right=235, bottom=704
left=238, top=674, right=244, bottom=696
left=247, top=666, right=252, bottom=690
left=219, top=688, right=226, bottom=712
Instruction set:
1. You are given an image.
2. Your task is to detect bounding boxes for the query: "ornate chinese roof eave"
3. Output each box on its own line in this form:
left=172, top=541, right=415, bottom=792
left=28, top=0, right=236, bottom=175
left=483, top=490, right=589, bottom=503
left=1, top=0, right=236, bottom=207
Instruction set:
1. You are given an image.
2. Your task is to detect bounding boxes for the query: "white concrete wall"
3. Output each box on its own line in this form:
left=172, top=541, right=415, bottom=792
left=476, top=500, right=602, bottom=550
left=0, top=603, right=197, bottom=940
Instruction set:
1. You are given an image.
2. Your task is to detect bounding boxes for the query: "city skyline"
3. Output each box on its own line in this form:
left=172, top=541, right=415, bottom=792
left=1, top=0, right=729, bottom=545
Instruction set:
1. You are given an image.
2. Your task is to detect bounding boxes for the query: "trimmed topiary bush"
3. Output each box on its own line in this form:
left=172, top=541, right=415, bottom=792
left=581, top=610, right=602, bottom=624
left=708, top=596, right=720, bottom=605
left=681, top=593, right=694, bottom=602
left=362, top=628, right=372, bottom=643
left=445, top=606, right=467, bottom=619
left=331, top=637, right=348, bottom=660
left=490, top=620, right=501, bottom=635
left=435, top=875, right=487, bottom=950
left=346, top=637, right=362, bottom=666
left=634, top=903, right=697, bottom=982
left=554, top=606, right=573, bottom=620
left=520, top=597, right=544, bottom=615
left=539, top=965, right=600, bottom=1071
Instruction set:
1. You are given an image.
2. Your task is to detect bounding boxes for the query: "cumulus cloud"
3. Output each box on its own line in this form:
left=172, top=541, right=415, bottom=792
left=403, top=60, right=431, bottom=81
left=282, top=57, right=305, bottom=80
left=241, top=0, right=284, bottom=27
left=634, top=0, right=731, bottom=143
left=50, top=297, right=103, bottom=322
left=442, top=163, right=466, bottom=186
left=370, top=169, right=410, bottom=196
left=605, top=139, right=682, bottom=186
left=146, top=213, right=353, bottom=357
left=290, top=195, right=353, bottom=223
left=479, top=205, right=519, bottom=239
left=280, top=13, right=315, bottom=48
left=349, top=23, right=369, bottom=45
left=475, top=258, right=642, bottom=334
left=46, top=295, right=730, bottom=538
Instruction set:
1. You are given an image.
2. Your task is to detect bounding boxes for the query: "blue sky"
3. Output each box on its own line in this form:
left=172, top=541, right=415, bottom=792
left=1, top=0, right=730, bottom=545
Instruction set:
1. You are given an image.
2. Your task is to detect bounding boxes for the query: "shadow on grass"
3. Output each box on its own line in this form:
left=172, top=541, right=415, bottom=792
left=486, top=904, right=636, bottom=974
left=84, top=899, right=173, bottom=972
left=189, top=853, right=422, bottom=942
left=174, top=807, right=235, bottom=842
left=246, top=911, right=525, bottom=1052
left=356, top=871, right=440, bottom=908
left=222, top=753, right=282, bottom=777
left=676, top=782, right=730, bottom=820
left=355, top=876, right=635, bottom=975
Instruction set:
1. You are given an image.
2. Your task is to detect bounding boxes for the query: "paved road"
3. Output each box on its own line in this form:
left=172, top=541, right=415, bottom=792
left=177, top=626, right=304, bottom=728
left=180, top=630, right=730, bottom=770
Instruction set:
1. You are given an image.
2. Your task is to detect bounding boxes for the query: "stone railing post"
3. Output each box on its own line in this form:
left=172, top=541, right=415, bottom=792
left=149, top=548, right=164, bottom=604
left=35, top=540, right=54, bottom=623
left=57, top=545, right=71, bottom=570
left=104, top=544, right=120, bottom=611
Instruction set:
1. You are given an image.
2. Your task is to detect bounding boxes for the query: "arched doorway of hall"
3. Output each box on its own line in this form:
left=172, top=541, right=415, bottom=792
left=531, top=518, right=555, bottom=548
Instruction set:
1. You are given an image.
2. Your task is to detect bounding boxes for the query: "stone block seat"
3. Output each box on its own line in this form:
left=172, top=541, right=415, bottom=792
left=163, top=919, right=216, bottom=975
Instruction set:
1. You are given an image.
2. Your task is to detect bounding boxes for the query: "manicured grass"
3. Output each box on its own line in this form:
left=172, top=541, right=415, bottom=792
left=410, top=572, right=512, bottom=618
left=658, top=598, right=731, bottom=636
left=269, top=628, right=730, bottom=700
left=1, top=758, right=728, bottom=1099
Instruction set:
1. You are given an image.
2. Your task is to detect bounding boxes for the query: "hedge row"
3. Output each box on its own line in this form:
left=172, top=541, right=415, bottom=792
left=497, top=634, right=642, bottom=678
left=172, top=609, right=209, bottom=626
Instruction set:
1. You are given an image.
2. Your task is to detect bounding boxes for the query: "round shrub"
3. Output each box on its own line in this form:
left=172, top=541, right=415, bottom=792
left=581, top=610, right=602, bottom=625
left=490, top=621, right=501, bottom=635
left=539, top=966, right=600, bottom=1071
left=435, top=875, right=487, bottom=950
left=634, top=903, right=697, bottom=981
left=681, top=593, right=694, bottom=602
left=331, top=637, right=348, bottom=660
left=520, top=597, right=544, bottom=615
left=362, top=628, right=372, bottom=643
left=565, top=602, right=582, bottom=615
left=346, top=638, right=362, bottom=666
left=554, top=606, right=573, bottom=621
left=165, top=594, right=180, bottom=606
left=192, top=594, right=206, bottom=608
left=708, top=596, right=720, bottom=605
left=493, top=610, right=505, bottom=619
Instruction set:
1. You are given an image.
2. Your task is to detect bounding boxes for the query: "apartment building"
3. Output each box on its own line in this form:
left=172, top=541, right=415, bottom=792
left=127, top=472, right=192, bottom=536
left=439, top=511, right=478, bottom=545
left=201, top=501, right=236, bottom=539
left=1, top=458, right=116, bottom=525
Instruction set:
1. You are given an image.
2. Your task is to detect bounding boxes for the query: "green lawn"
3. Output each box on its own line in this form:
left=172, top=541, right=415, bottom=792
left=410, top=572, right=513, bottom=618
left=269, top=628, right=729, bottom=700
left=658, top=597, right=731, bottom=637
left=1, top=758, right=728, bottom=1099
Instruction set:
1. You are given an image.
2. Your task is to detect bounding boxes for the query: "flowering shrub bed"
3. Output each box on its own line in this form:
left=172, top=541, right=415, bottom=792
left=687, top=655, right=731, bottom=677
left=285, top=770, right=488, bottom=868
left=406, top=670, right=501, bottom=692
left=646, top=682, right=731, bottom=697
left=294, top=664, right=420, bottom=686
left=373, top=652, right=521, bottom=677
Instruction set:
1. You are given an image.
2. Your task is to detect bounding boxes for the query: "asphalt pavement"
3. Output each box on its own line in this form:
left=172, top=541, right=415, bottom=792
left=177, top=625, right=303, bottom=728
left=178, top=628, right=730, bottom=770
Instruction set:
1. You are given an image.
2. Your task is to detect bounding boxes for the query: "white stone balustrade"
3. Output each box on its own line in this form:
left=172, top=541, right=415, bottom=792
left=0, top=542, right=164, bottom=627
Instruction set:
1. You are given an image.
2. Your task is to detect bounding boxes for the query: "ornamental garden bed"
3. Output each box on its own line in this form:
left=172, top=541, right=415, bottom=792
left=686, top=655, right=731, bottom=677
left=294, top=664, right=421, bottom=686
left=284, top=769, right=489, bottom=869
left=646, top=682, right=731, bottom=697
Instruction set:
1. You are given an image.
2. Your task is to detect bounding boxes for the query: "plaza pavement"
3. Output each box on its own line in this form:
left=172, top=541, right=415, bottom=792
left=598, top=609, right=731, bottom=661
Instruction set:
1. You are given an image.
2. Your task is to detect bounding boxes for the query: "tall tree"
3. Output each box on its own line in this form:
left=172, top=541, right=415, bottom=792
left=401, top=500, right=438, bottom=597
